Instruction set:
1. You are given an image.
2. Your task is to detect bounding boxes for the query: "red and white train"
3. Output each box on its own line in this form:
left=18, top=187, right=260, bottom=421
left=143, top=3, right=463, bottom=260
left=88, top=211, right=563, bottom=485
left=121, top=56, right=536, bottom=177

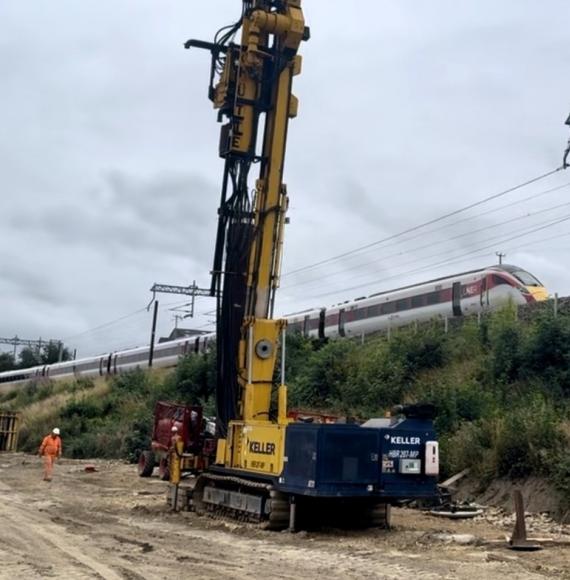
left=286, top=264, right=547, bottom=339
left=0, top=264, right=547, bottom=388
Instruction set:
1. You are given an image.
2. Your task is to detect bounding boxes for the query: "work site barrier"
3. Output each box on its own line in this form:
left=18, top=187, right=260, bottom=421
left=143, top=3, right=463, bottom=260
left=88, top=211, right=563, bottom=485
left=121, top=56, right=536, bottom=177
left=0, top=412, right=21, bottom=452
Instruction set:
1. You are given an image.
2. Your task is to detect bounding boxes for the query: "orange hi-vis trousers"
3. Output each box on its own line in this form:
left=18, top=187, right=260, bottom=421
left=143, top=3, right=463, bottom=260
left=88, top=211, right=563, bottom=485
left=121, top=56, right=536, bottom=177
left=43, top=455, right=56, bottom=481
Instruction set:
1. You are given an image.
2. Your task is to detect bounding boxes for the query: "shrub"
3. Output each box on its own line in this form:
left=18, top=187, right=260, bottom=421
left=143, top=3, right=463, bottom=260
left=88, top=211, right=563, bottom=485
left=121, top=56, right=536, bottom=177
left=495, top=395, right=563, bottom=478
left=387, top=327, right=447, bottom=379
left=521, top=316, right=570, bottom=396
left=446, top=395, right=564, bottom=480
left=344, top=343, right=406, bottom=415
left=289, top=339, right=358, bottom=410
left=61, top=398, right=103, bottom=421
left=487, top=316, right=523, bottom=384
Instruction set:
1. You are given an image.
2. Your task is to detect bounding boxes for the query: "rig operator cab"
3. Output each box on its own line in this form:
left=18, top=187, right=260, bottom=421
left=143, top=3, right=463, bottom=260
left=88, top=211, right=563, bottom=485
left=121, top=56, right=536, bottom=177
left=183, top=0, right=439, bottom=529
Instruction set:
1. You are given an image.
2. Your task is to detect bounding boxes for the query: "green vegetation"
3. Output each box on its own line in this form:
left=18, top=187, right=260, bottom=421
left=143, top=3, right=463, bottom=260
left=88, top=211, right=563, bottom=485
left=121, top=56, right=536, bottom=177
left=0, top=352, right=216, bottom=462
left=2, top=303, right=569, bottom=503
left=0, top=342, right=73, bottom=371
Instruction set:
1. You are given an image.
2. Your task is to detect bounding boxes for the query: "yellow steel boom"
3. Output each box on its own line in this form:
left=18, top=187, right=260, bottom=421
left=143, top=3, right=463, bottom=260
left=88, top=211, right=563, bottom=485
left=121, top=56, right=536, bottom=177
left=186, top=1, right=309, bottom=476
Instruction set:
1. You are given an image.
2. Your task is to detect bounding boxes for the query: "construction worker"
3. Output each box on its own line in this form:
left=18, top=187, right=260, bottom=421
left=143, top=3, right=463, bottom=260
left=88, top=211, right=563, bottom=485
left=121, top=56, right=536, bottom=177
left=169, top=425, right=184, bottom=487
left=170, top=425, right=182, bottom=449
left=38, top=427, right=62, bottom=482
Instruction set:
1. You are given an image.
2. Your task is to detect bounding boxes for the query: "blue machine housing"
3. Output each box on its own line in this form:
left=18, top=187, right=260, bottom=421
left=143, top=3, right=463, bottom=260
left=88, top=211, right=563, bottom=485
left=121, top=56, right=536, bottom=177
left=276, top=417, right=438, bottom=501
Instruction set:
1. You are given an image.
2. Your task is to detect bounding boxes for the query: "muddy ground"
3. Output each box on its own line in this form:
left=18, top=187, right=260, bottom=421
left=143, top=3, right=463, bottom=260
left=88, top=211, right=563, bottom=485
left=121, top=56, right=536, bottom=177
left=0, top=453, right=569, bottom=580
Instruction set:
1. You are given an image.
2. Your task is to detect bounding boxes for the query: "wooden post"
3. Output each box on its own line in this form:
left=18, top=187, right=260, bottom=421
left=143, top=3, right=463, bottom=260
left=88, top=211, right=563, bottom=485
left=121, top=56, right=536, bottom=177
left=0, top=412, right=21, bottom=452
left=508, top=489, right=540, bottom=550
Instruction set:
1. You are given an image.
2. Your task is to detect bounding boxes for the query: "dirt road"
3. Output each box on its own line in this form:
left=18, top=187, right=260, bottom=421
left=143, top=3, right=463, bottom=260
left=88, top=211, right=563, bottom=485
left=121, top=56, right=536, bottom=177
left=0, top=453, right=568, bottom=579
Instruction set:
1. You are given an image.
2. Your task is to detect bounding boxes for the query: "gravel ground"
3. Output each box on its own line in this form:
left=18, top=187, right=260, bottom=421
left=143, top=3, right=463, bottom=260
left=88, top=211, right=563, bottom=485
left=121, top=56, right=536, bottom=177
left=0, top=453, right=569, bottom=579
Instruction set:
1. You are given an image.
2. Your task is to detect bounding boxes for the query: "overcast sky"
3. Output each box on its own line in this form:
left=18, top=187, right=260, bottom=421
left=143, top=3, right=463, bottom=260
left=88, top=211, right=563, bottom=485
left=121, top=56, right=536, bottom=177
left=2, top=1, right=569, bottom=357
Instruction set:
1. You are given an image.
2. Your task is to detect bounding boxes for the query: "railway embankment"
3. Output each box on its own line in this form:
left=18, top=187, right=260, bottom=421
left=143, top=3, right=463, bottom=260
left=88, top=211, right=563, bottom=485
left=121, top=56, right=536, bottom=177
left=1, top=301, right=569, bottom=514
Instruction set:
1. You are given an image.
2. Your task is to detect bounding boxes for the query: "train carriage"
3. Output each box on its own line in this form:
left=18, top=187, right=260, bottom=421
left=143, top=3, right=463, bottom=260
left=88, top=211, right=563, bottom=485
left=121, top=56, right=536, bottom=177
left=287, top=264, right=547, bottom=339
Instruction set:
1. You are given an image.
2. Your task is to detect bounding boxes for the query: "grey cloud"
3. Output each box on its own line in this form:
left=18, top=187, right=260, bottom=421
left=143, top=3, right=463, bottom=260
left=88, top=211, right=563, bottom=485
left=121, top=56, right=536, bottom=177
left=2, top=0, right=570, bottom=354
left=1, top=263, right=60, bottom=307
left=7, top=170, right=219, bottom=263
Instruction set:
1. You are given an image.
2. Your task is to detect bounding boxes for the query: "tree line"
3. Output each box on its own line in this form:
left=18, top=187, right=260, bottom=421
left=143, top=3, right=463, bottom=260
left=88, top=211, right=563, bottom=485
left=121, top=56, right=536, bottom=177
left=0, top=342, right=72, bottom=372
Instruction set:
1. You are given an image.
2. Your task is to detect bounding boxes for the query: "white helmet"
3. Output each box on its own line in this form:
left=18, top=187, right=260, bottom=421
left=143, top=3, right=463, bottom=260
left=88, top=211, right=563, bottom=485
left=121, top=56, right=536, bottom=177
left=52, top=428, right=60, bottom=435
left=171, top=426, right=178, bottom=432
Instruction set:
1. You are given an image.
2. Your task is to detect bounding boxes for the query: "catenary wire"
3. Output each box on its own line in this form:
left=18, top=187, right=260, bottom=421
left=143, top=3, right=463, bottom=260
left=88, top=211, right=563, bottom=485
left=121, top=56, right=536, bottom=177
left=308, top=213, right=570, bottom=300
left=299, top=180, right=570, bottom=269
left=283, top=167, right=564, bottom=279
left=63, top=299, right=198, bottom=343
left=281, top=197, right=570, bottom=291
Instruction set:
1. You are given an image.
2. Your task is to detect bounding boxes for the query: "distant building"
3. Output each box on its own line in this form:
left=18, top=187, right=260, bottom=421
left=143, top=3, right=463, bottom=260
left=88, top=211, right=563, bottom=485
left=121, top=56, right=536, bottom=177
left=158, top=328, right=208, bottom=343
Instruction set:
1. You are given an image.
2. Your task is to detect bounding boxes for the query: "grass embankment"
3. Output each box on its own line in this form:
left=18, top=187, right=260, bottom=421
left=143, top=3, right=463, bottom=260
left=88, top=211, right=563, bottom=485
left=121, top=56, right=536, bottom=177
left=1, top=302, right=569, bottom=506
left=0, top=355, right=215, bottom=460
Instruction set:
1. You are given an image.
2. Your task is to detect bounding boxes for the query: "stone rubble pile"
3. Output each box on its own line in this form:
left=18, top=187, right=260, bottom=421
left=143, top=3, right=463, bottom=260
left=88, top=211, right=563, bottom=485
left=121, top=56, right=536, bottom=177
left=476, top=507, right=570, bottom=538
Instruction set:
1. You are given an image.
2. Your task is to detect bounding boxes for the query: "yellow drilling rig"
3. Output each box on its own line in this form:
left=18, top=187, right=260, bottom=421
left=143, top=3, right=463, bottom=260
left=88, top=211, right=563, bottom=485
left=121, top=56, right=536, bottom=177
left=183, top=1, right=439, bottom=530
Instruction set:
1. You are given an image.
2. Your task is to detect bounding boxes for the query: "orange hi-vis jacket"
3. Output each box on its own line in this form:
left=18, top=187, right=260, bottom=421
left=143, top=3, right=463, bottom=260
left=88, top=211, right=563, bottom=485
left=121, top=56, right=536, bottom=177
left=39, top=435, right=62, bottom=457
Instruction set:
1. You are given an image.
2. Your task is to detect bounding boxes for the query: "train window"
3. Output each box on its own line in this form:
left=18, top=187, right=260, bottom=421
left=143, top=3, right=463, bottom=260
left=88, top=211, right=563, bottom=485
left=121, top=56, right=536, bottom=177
left=353, top=308, right=367, bottom=321
left=0, top=374, right=26, bottom=383
left=325, top=313, right=339, bottom=326
left=512, top=270, right=541, bottom=287
left=492, top=274, right=508, bottom=286
left=381, top=302, right=395, bottom=315
left=367, top=304, right=381, bottom=318
left=411, top=296, right=424, bottom=308
left=395, top=299, right=408, bottom=312
left=308, top=318, right=320, bottom=330
left=426, top=292, right=439, bottom=305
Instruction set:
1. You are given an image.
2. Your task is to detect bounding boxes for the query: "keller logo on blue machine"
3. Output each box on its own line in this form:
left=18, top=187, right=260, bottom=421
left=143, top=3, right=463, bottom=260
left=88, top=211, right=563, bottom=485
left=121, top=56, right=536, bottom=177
left=390, top=436, right=420, bottom=445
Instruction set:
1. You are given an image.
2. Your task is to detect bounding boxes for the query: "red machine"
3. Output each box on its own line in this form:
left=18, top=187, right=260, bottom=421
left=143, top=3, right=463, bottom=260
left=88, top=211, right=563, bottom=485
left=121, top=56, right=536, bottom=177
left=137, top=401, right=215, bottom=480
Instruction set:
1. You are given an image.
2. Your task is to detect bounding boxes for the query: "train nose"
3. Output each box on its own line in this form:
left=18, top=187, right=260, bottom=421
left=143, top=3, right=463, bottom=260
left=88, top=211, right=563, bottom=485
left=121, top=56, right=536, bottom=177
left=527, top=286, right=548, bottom=301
